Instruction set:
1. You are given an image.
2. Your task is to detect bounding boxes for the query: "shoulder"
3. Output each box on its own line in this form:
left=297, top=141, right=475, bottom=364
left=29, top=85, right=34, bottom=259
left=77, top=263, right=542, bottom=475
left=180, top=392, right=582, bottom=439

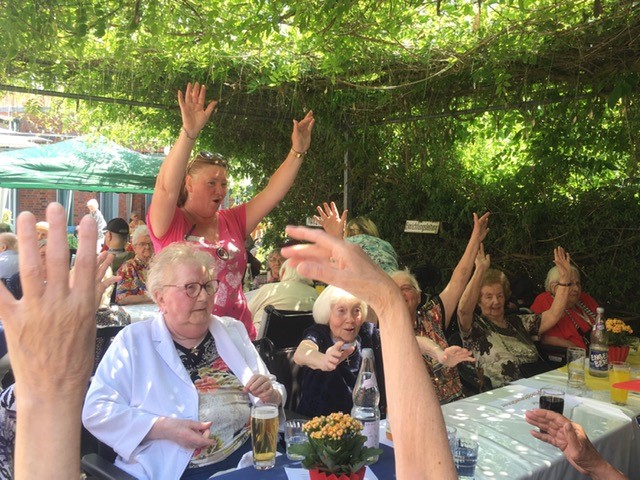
left=530, top=292, right=552, bottom=313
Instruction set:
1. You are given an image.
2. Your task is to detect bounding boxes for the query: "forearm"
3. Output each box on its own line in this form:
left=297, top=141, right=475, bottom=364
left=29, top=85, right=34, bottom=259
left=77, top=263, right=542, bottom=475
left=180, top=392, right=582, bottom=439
left=440, top=234, right=482, bottom=323
left=541, top=334, right=576, bottom=348
left=540, top=288, right=570, bottom=334
left=155, top=131, right=195, bottom=197
left=587, top=460, right=628, bottom=480
left=293, top=341, right=324, bottom=370
left=457, top=267, right=485, bottom=332
left=416, top=336, right=443, bottom=360
left=375, top=296, right=456, bottom=479
left=15, top=392, right=85, bottom=480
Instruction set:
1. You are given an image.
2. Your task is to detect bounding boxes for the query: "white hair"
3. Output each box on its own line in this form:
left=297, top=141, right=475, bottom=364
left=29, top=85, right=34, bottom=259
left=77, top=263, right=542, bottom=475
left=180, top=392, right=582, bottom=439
left=279, top=259, right=313, bottom=286
left=312, top=285, right=368, bottom=325
left=132, top=225, right=150, bottom=245
left=86, top=199, right=99, bottom=209
left=545, top=265, right=580, bottom=291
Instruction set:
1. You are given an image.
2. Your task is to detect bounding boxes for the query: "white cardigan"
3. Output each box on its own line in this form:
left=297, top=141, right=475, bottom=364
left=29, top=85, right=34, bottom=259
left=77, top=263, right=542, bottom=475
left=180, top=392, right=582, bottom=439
left=82, top=313, right=285, bottom=480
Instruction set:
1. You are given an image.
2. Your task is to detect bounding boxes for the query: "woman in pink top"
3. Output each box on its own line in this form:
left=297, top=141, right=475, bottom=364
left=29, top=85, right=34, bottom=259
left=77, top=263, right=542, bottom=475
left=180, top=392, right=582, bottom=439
left=148, top=82, right=315, bottom=340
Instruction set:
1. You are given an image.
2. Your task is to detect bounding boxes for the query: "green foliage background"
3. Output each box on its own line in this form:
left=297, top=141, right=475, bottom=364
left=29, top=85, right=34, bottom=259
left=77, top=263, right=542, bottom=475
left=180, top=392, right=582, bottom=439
left=1, top=0, right=639, bottom=311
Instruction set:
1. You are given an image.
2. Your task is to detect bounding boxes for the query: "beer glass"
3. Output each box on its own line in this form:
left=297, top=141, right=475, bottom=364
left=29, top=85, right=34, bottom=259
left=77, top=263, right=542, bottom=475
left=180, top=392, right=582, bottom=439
left=251, top=404, right=279, bottom=470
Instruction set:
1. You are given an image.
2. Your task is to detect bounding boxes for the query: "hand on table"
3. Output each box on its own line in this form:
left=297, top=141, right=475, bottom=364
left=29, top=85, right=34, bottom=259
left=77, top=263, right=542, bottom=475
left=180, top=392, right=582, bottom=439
left=314, top=201, right=347, bottom=239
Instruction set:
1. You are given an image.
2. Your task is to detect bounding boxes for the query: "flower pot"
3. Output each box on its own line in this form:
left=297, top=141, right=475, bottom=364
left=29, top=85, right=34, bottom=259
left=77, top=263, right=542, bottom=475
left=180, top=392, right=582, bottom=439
left=608, top=345, right=630, bottom=363
left=309, top=467, right=366, bottom=480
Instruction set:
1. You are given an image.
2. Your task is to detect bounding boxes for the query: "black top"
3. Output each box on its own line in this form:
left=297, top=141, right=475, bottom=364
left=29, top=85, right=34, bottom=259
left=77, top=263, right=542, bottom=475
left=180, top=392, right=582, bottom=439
left=296, top=322, right=385, bottom=418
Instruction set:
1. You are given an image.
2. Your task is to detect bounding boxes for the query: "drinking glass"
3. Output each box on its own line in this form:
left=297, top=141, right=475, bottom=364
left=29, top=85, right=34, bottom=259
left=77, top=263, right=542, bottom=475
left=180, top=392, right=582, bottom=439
left=446, top=426, right=457, bottom=454
left=539, top=388, right=565, bottom=414
left=566, top=347, right=586, bottom=387
left=609, top=361, right=631, bottom=405
left=284, top=419, right=306, bottom=461
left=454, top=438, right=479, bottom=479
left=251, top=404, right=279, bottom=470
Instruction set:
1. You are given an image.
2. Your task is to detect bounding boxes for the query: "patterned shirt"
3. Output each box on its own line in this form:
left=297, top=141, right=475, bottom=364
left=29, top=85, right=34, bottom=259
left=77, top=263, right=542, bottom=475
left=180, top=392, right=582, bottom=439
left=345, top=235, right=398, bottom=274
left=0, top=385, right=16, bottom=480
left=415, top=296, right=463, bottom=404
left=461, top=313, right=542, bottom=388
left=175, top=332, right=251, bottom=468
left=115, top=256, right=149, bottom=303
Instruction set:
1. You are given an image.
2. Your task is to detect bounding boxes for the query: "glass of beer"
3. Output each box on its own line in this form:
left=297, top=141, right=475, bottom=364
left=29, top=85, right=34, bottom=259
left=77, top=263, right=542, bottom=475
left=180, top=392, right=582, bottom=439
left=251, top=403, right=279, bottom=470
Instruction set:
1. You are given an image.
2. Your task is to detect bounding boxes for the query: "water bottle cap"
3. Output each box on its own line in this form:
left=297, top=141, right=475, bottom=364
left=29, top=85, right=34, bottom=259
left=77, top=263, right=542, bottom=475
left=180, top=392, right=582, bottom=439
left=361, top=348, right=374, bottom=359
left=596, top=307, right=605, bottom=313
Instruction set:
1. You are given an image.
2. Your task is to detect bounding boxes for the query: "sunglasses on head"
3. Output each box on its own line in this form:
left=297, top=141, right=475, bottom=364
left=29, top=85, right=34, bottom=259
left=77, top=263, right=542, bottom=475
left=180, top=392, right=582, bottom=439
left=187, top=151, right=228, bottom=171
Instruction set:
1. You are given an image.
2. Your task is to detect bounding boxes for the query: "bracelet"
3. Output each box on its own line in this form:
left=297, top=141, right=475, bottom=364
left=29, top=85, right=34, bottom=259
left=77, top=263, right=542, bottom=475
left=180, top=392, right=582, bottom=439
left=556, top=282, right=573, bottom=287
left=290, top=147, right=307, bottom=158
left=182, top=126, right=198, bottom=140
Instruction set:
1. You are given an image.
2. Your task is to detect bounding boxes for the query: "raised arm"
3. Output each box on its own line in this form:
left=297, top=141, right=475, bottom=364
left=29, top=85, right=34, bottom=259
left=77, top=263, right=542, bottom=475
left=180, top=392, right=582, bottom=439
left=457, top=243, right=490, bottom=334
left=0, top=203, right=98, bottom=480
left=416, top=337, right=475, bottom=368
left=539, top=247, right=571, bottom=334
left=282, top=226, right=456, bottom=480
left=149, top=82, right=217, bottom=238
left=293, top=339, right=355, bottom=372
left=314, top=201, right=348, bottom=239
left=244, top=111, right=315, bottom=235
left=439, top=212, right=489, bottom=329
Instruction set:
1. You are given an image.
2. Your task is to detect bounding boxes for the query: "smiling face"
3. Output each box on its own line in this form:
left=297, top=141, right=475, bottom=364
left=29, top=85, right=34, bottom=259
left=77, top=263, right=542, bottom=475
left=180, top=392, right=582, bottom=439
left=328, top=298, right=364, bottom=344
left=155, top=263, right=216, bottom=343
left=133, top=234, right=154, bottom=263
left=185, top=165, right=228, bottom=216
left=478, top=283, right=506, bottom=322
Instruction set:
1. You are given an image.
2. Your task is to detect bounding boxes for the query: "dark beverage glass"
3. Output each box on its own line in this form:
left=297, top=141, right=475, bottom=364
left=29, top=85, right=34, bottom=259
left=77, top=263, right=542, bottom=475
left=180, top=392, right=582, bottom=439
left=539, top=388, right=565, bottom=433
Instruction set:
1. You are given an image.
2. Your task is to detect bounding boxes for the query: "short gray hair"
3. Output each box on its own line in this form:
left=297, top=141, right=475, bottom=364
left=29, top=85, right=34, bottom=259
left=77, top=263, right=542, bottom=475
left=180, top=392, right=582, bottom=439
left=390, top=268, right=420, bottom=293
left=545, top=265, right=580, bottom=292
left=132, top=225, right=150, bottom=245
left=146, top=242, right=216, bottom=303
left=279, top=259, right=313, bottom=286
left=0, top=233, right=18, bottom=251
left=312, top=285, right=368, bottom=325
left=87, top=199, right=99, bottom=209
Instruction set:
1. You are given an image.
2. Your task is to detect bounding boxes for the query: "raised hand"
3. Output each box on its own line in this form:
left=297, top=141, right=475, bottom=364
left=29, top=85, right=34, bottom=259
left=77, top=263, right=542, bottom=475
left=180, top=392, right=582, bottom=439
left=291, top=110, right=315, bottom=154
left=475, top=242, right=491, bottom=271
left=553, top=246, right=571, bottom=282
left=437, top=346, right=476, bottom=368
left=177, top=82, right=218, bottom=139
left=314, top=201, right=347, bottom=239
left=473, top=212, right=490, bottom=242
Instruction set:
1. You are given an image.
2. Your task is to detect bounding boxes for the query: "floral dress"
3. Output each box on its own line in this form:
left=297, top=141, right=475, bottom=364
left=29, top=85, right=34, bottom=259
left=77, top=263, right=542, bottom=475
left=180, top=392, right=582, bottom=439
left=415, top=297, right=463, bottom=404
left=461, top=313, right=542, bottom=388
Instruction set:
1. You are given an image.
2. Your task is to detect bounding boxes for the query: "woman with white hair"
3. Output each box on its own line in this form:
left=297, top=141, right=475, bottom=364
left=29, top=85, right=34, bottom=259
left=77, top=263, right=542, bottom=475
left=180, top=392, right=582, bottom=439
left=115, top=225, right=154, bottom=305
left=86, top=199, right=106, bottom=252
left=248, top=259, right=318, bottom=336
left=293, top=285, right=385, bottom=418
left=83, top=242, right=285, bottom=480
left=530, top=265, right=599, bottom=349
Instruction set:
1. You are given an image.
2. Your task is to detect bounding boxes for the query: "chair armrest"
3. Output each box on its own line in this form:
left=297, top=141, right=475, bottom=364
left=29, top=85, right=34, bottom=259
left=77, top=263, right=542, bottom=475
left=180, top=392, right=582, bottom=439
left=81, top=453, right=137, bottom=480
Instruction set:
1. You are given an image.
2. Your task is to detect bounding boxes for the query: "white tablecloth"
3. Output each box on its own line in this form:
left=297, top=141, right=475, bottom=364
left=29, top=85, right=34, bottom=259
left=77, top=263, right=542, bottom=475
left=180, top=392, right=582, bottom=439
left=381, top=367, right=640, bottom=479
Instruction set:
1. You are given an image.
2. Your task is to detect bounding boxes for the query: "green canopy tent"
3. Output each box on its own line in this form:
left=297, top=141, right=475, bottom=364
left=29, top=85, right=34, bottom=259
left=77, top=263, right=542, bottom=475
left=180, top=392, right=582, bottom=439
left=0, top=135, right=163, bottom=193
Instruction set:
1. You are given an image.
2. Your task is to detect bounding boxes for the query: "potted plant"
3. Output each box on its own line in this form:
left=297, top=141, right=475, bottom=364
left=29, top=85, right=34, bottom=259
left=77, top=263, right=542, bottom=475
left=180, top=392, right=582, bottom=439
left=288, top=412, right=383, bottom=480
left=605, top=318, right=635, bottom=362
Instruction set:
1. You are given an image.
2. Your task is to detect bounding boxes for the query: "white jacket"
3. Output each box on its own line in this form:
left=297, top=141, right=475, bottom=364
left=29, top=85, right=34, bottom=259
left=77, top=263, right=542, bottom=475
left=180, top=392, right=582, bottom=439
left=82, top=313, right=285, bottom=480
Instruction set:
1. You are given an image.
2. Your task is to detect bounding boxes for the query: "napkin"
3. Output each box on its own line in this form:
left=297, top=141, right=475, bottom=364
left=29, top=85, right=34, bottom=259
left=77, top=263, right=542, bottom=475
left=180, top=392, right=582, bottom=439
left=284, top=467, right=379, bottom=480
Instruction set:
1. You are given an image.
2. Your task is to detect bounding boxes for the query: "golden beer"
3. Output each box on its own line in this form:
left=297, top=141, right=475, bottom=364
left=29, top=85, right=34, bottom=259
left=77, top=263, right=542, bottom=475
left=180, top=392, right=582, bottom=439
left=251, top=404, right=279, bottom=470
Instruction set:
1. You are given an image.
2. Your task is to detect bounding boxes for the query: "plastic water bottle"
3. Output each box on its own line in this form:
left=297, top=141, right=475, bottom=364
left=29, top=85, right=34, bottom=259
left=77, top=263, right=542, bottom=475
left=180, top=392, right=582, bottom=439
left=351, top=348, right=380, bottom=462
left=589, top=307, right=608, bottom=377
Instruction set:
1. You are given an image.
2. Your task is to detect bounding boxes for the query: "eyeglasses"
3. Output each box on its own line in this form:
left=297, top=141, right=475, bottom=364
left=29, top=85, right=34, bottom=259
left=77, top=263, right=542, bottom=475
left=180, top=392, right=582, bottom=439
left=186, top=151, right=228, bottom=172
left=183, top=225, right=231, bottom=260
left=163, top=280, right=220, bottom=298
left=135, top=242, right=153, bottom=249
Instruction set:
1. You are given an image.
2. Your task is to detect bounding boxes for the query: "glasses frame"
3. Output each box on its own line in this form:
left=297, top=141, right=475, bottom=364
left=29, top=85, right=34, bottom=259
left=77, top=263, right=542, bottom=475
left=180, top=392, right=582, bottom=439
left=163, top=280, right=220, bottom=298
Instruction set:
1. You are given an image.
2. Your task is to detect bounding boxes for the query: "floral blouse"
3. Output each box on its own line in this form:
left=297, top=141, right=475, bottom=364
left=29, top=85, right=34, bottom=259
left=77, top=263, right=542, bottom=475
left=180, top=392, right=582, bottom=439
left=415, top=296, right=463, bottom=404
left=115, top=257, right=149, bottom=303
left=461, top=313, right=542, bottom=388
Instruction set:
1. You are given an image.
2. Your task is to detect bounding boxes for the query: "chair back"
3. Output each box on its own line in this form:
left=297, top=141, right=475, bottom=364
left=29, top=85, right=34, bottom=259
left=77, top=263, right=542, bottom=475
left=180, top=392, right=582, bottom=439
left=262, top=306, right=315, bottom=350
left=94, top=326, right=125, bottom=374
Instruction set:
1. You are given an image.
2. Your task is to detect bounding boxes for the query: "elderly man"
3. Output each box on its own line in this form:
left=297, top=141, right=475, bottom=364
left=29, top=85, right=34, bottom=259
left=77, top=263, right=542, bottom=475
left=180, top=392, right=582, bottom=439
left=0, top=233, right=19, bottom=280
left=87, top=199, right=107, bottom=252
left=115, top=225, right=154, bottom=305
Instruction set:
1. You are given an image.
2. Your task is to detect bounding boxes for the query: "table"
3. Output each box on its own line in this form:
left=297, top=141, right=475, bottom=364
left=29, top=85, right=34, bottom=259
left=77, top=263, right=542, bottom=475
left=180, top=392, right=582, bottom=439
left=119, top=304, right=159, bottom=323
left=431, top=366, right=640, bottom=479
left=214, top=444, right=396, bottom=479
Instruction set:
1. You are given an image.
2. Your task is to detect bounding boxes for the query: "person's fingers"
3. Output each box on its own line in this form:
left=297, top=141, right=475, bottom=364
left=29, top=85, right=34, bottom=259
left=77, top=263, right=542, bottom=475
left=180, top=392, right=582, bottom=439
left=16, top=210, right=43, bottom=298
left=72, top=213, right=99, bottom=305
left=197, top=83, right=207, bottom=105
left=205, top=99, right=218, bottom=117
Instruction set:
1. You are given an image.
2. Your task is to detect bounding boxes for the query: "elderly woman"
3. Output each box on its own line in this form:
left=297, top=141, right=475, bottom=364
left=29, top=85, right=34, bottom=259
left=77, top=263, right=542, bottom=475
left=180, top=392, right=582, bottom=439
left=293, top=285, right=385, bottom=418
left=530, top=266, right=599, bottom=349
left=457, top=245, right=572, bottom=388
left=115, top=225, right=155, bottom=305
left=266, top=249, right=285, bottom=283
left=83, top=242, right=285, bottom=480
left=147, top=83, right=314, bottom=341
